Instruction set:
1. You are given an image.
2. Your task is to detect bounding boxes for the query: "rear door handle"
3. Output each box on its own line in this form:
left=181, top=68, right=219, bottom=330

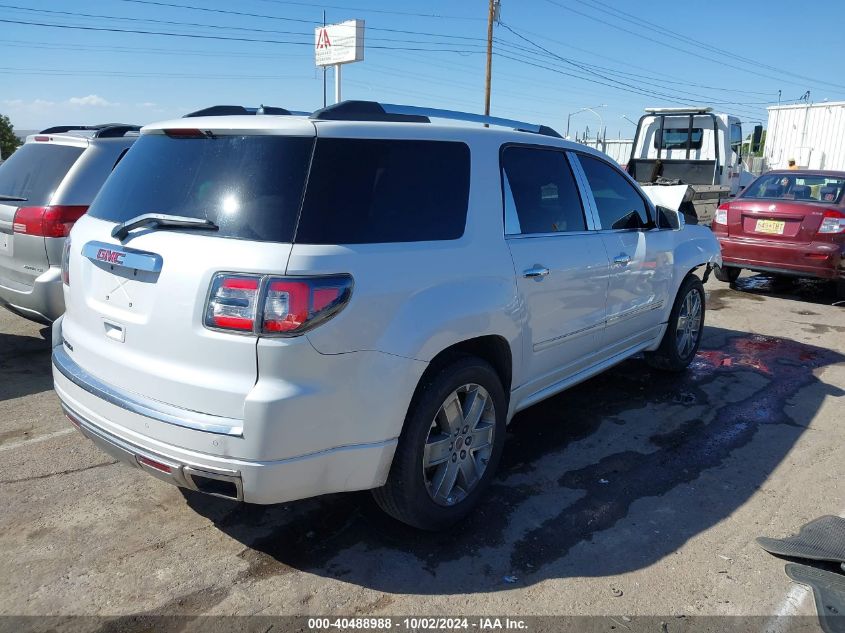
left=523, top=265, right=550, bottom=278
left=613, top=254, right=632, bottom=266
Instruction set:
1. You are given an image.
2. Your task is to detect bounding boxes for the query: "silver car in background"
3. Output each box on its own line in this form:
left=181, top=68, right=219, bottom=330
left=0, top=124, right=139, bottom=323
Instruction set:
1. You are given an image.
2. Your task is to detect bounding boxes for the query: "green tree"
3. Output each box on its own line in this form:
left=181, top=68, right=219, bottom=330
left=0, top=114, right=22, bottom=160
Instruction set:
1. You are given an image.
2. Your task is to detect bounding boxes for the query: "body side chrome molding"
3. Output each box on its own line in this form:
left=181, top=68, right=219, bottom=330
left=533, top=320, right=604, bottom=352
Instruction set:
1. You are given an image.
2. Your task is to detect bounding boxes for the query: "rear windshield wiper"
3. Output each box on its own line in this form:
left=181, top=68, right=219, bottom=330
left=0, top=194, right=28, bottom=202
left=111, top=213, right=219, bottom=240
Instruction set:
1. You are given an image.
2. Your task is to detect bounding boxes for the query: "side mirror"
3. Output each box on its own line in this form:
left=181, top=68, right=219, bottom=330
left=656, top=205, right=686, bottom=230
left=751, top=125, right=763, bottom=154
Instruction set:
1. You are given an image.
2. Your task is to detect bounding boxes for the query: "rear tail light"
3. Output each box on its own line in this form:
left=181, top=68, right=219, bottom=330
left=13, top=205, right=88, bottom=238
left=714, top=203, right=729, bottom=225
left=204, top=273, right=352, bottom=336
left=818, top=210, right=845, bottom=234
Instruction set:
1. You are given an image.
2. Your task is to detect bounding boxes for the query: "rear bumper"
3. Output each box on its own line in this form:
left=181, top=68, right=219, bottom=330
left=717, top=235, right=844, bottom=280
left=51, top=336, right=409, bottom=504
left=0, top=266, right=64, bottom=322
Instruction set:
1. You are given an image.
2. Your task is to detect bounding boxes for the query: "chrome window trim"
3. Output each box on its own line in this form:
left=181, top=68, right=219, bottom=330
left=53, top=344, right=244, bottom=437
left=568, top=151, right=657, bottom=231
left=567, top=151, right=602, bottom=231
left=505, top=229, right=596, bottom=240
left=499, top=143, right=594, bottom=237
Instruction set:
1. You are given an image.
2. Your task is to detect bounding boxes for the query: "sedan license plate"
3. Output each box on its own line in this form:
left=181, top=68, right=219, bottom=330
left=0, top=232, right=11, bottom=256
left=756, top=219, right=785, bottom=235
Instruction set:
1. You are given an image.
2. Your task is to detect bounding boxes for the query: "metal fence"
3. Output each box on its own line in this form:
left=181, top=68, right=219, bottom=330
left=576, top=138, right=633, bottom=167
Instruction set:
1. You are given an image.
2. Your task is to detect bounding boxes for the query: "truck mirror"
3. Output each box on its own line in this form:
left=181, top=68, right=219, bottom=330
left=751, top=125, right=763, bottom=153
left=656, top=205, right=686, bottom=230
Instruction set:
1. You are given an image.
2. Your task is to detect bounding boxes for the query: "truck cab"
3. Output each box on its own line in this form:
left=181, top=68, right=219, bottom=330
left=627, top=107, right=758, bottom=224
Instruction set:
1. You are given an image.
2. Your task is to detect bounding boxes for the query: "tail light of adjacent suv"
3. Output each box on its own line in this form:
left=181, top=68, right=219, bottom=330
left=13, top=205, right=88, bottom=238
left=818, top=210, right=845, bottom=234
left=204, top=273, right=353, bottom=336
left=713, top=202, right=729, bottom=226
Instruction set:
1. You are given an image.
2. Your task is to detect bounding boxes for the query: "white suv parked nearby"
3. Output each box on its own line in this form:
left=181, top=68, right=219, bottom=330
left=52, top=102, right=721, bottom=530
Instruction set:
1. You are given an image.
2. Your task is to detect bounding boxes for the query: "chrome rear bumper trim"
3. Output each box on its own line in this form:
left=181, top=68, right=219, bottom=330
left=52, top=344, right=244, bottom=436
left=61, top=402, right=243, bottom=501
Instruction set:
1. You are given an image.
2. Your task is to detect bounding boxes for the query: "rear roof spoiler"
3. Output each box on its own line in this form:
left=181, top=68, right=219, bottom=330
left=38, top=124, right=141, bottom=138
left=183, top=105, right=307, bottom=118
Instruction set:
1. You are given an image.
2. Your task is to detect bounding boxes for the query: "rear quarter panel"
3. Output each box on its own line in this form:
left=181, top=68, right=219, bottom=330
left=291, top=131, right=524, bottom=382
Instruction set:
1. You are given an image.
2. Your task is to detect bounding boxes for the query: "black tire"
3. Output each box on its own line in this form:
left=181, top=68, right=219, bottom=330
left=644, top=274, right=706, bottom=372
left=372, top=355, right=507, bottom=531
left=836, top=279, right=845, bottom=300
left=713, top=265, right=741, bottom=283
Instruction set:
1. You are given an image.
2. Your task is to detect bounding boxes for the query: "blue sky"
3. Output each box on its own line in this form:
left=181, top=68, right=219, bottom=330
left=3, top=0, right=845, bottom=138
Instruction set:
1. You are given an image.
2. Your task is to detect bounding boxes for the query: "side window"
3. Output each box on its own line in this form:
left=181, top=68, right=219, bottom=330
left=501, top=146, right=586, bottom=235
left=295, top=139, right=470, bottom=244
left=578, top=154, right=650, bottom=230
left=730, top=123, right=743, bottom=159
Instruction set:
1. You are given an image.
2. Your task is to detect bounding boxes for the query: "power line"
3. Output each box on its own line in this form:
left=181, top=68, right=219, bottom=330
left=541, top=0, right=822, bottom=93
left=574, top=0, right=845, bottom=92
left=0, top=4, right=487, bottom=48
left=110, top=0, right=485, bottom=40
left=252, top=0, right=483, bottom=20
left=495, top=24, right=772, bottom=117
left=492, top=50, right=766, bottom=121
left=0, top=66, right=312, bottom=80
left=0, top=18, right=485, bottom=54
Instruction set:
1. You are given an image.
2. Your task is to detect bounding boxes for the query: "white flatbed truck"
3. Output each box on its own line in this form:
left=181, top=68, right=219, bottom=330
left=626, top=107, right=762, bottom=225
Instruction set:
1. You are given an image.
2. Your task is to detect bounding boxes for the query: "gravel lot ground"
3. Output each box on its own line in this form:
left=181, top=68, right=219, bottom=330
left=1, top=272, right=843, bottom=630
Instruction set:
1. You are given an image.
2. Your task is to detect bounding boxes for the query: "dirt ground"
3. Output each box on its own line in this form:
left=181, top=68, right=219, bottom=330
left=1, top=272, right=843, bottom=630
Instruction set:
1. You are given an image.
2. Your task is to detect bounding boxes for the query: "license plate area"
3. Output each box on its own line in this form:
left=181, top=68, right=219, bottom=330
left=755, top=219, right=786, bottom=235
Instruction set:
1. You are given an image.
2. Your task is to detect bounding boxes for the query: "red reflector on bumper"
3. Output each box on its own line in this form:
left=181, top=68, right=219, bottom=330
left=64, top=412, right=82, bottom=429
left=137, top=455, right=173, bottom=474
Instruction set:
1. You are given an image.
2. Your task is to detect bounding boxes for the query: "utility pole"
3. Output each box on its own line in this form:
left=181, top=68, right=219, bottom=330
left=484, top=0, right=500, bottom=116
left=322, top=11, right=327, bottom=108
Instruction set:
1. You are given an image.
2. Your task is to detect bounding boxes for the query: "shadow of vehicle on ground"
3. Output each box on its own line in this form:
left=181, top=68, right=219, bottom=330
left=184, top=326, right=844, bottom=594
left=0, top=328, right=53, bottom=402
left=710, top=273, right=844, bottom=308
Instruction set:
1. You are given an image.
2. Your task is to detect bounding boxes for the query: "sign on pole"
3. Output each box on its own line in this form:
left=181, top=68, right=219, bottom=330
left=315, top=19, right=364, bottom=104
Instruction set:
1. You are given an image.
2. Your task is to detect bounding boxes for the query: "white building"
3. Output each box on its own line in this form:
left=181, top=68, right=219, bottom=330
left=765, top=101, right=845, bottom=171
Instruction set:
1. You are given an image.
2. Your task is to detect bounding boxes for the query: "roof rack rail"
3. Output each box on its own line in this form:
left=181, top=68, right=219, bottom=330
left=39, top=123, right=141, bottom=138
left=310, top=100, right=562, bottom=137
left=183, top=104, right=302, bottom=118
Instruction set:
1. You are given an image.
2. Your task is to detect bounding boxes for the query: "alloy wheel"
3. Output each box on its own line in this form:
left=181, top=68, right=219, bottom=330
left=675, top=288, right=703, bottom=358
left=422, top=383, right=496, bottom=506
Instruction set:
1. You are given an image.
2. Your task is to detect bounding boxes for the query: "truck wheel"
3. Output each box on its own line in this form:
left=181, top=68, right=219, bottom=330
left=645, top=274, right=706, bottom=372
left=372, top=356, right=506, bottom=531
left=714, top=265, right=741, bottom=283
left=836, top=279, right=845, bottom=300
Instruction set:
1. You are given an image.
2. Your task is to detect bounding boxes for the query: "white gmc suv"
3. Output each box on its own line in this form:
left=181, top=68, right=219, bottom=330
left=52, top=101, right=721, bottom=530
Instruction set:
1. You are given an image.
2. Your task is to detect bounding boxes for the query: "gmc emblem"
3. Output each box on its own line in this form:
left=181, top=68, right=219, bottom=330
left=96, top=248, right=125, bottom=265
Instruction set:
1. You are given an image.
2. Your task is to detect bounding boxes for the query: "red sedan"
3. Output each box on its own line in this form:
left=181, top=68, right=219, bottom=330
left=711, top=170, right=845, bottom=297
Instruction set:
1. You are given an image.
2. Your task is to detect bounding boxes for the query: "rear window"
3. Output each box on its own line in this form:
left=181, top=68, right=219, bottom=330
left=655, top=127, right=703, bottom=151
left=0, top=143, right=84, bottom=206
left=741, top=173, right=845, bottom=203
left=295, top=138, right=470, bottom=244
left=88, top=134, right=314, bottom=242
